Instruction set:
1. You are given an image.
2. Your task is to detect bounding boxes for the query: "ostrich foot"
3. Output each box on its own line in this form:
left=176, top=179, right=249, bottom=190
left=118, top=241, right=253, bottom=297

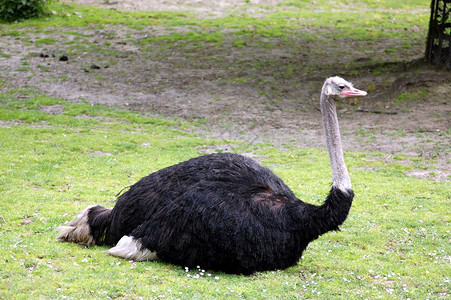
left=106, top=236, right=158, bottom=261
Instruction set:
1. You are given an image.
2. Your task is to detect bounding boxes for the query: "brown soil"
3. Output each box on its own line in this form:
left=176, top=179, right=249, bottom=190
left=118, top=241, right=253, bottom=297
left=0, top=0, right=449, bottom=180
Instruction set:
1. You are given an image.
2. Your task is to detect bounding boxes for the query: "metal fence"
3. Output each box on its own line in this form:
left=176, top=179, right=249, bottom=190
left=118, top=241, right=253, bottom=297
left=426, top=0, right=451, bottom=69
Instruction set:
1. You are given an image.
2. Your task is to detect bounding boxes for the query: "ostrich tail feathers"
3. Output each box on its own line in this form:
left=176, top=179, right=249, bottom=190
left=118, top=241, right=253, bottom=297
left=56, top=205, right=112, bottom=246
left=56, top=206, right=95, bottom=246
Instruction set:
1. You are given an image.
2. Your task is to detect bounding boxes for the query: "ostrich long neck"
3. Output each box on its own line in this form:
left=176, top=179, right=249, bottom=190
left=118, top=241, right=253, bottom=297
left=298, top=81, right=354, bottom=238
left=320, top=90, right=352, bottom=192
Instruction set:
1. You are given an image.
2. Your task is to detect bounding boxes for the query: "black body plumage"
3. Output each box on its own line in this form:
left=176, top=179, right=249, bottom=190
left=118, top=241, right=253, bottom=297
left=86, top=152, right=353, bottom=274
left=58, top=76, right=364, bottom=274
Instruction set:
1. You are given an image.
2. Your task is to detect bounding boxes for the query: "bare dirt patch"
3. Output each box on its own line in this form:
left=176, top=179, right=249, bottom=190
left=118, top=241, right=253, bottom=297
left=0, top=0, right=449, bottom=181
left=68, top=0, right=280, bottom=17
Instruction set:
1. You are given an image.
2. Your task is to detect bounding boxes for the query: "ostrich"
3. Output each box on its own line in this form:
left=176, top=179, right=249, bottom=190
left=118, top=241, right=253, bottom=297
left=57, top=76, right=367, bottom=275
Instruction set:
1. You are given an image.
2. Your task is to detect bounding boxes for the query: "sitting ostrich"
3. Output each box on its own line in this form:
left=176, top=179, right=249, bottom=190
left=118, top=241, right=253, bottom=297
left=57, top=76, right=367, bottom=275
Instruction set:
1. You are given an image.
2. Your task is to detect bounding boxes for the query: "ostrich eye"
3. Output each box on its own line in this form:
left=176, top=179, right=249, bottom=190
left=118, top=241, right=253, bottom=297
left=338, top=84, right=346, bottom=90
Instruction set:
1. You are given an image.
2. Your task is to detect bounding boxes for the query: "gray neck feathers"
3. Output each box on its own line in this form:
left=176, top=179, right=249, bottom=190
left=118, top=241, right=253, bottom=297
left=320, top=87, right=352, bottom=192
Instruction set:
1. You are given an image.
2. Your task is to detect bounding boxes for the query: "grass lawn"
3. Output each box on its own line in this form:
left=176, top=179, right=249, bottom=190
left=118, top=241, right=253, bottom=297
left=0, top=0, right=450, bottom=299
left=0, top=90, right=449, bottom=299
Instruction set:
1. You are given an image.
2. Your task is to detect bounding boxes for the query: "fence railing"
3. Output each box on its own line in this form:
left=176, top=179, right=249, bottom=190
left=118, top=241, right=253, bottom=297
left=425, top=0, right=451, bottom=69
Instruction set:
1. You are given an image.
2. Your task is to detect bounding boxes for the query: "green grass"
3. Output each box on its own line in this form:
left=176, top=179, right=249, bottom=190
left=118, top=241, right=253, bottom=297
left=0, top=0, right=449, bottom=298
left=1, top=0, right=429, bottom=42
left=0, top=0, right=431, bottom=97
left=0, top=89, right=449, bottom=299
left=34, top=37, right=57, bottom=45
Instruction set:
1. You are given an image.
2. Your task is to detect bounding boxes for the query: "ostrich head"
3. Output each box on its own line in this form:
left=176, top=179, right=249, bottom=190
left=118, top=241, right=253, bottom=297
left=323, top=76, right=367, bottom=100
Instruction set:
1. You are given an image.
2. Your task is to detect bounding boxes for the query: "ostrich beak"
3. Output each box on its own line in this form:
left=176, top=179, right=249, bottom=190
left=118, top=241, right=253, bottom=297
left=341, top=88, right=367, bottom=97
